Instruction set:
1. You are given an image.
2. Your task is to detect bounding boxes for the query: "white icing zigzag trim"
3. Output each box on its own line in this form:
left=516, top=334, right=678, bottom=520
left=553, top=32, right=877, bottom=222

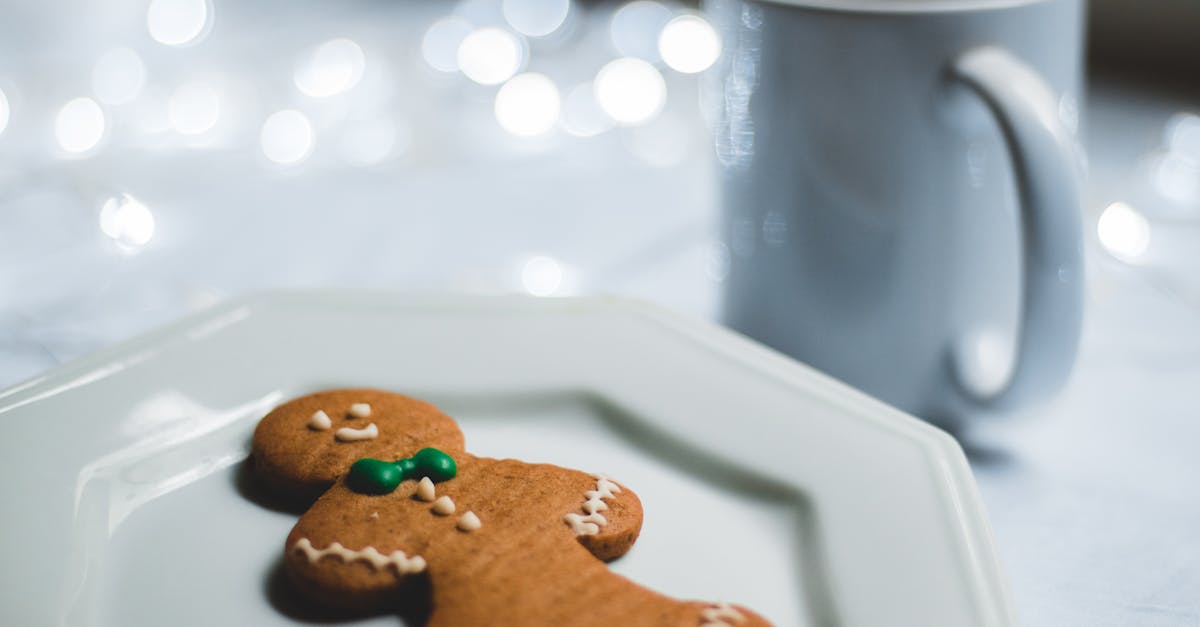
left=700, top=602, right=746, bottom=626
left=293, top=538, right=426, bottom=575
left=564, top=474, right=622, bottom=536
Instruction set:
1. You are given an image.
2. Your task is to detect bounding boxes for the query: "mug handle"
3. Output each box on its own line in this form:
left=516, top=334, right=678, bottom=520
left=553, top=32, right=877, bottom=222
left=948, top=46, right=1084, bottom=409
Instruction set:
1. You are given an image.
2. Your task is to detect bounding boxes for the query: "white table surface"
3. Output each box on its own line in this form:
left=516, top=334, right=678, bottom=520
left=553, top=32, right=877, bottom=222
left=1, top=2, right=1198, bottom=625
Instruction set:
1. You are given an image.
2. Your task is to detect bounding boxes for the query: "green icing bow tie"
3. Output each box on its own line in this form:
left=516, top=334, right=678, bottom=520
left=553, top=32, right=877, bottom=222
left=347, top=447, right=456, bottom=495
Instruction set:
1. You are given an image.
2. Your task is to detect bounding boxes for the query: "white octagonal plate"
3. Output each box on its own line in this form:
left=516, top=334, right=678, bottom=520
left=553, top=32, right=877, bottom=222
left=0, top=292, right=1015, bottom=626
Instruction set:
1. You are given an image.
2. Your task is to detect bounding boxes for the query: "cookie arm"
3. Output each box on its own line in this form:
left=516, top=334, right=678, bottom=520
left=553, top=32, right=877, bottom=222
left=565, top=475, right=644, bottom=562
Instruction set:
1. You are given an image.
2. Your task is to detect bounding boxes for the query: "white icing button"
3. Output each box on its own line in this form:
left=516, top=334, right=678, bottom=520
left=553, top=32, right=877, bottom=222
left=369, top=512, right=379, bottom=521
left=348, top=403, right=371, bottom=418
left=308, top=410, right=332, bottom=431
left=432, top=495, right=456, bottom=516
left=457, top=511, right=482, bottom=532
left=416, top=477, right=436, bottom=502
left=335, top=422, right=379, bottom=442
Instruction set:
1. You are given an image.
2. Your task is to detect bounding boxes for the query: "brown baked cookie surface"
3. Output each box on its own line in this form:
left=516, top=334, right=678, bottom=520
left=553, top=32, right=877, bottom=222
left=250, top=388, right=771, bottom=626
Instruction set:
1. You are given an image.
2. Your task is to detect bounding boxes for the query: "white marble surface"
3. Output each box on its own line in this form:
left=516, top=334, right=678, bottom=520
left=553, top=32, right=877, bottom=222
left=966, top=76, right=1200, bottom=627
left=1, top=1, right=1198, bottom=625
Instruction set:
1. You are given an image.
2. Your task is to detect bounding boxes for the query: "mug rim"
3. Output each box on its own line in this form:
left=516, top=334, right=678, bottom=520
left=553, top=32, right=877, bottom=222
left=754, top=0, right=1045, bottom=13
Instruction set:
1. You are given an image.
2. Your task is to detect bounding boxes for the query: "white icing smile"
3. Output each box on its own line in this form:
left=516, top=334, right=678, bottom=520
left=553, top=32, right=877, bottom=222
left=293, top=538, right=426, bottom=575
left=335, top=422, right=379, bottom=442
left=564, top=474, right=622, bottom=536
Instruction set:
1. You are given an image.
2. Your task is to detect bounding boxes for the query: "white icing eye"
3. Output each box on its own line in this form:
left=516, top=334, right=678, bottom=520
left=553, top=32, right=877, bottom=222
left=308, top=410, right=332, bottom=431
left=348, top=403, right=371, bottom=418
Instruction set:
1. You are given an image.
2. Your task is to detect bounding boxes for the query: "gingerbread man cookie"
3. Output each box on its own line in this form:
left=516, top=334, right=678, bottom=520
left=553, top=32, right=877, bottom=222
left=251, top=388, right=771, bottom=626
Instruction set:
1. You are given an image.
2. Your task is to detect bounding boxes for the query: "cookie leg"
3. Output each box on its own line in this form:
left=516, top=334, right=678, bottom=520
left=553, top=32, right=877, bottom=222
left=691, top=600, right=773, bottom=627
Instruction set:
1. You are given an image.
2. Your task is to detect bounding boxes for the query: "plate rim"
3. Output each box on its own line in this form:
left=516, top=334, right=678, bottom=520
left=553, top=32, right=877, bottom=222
left=0, top=290, right=1015, bottom=626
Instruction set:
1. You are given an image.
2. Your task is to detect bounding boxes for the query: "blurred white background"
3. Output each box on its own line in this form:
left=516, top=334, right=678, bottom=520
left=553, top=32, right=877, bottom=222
left=0, top=0, right=732, bottom=384
left=1, top=1, right=1199, bottom=625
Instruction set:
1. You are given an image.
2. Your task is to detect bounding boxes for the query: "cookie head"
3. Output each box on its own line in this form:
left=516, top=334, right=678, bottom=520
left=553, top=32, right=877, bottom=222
left=251, top=389, right=466, bottom=501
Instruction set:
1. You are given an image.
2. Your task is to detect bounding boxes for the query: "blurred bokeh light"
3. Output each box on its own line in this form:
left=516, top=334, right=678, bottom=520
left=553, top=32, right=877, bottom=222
left=457, top=27, right=524, bottom=86
left=55, top=97, right=106, bottom=154
left=168, top=81, right=222, bottom=135
left=422, top=17, right=475, bottom=73
left=495, top=73, right=561, bottom=137
left=610, top=1, right=672, bottom=61
left=146, top=0, right=212, bottom=47
left=502, top=0, right=571, bottom=38
left=594, top=57, right=665, bottom=125
left=260, top=109, right=314, bottom=165
left=295, top=39, right=366, bottom=98
left=1097, top=201, right=1151, bottom=260
left=92, top=48, right=146, bottom=106
left=658, top=15, right=721, bottom=74
left=99, top=194, right=156, bottom=253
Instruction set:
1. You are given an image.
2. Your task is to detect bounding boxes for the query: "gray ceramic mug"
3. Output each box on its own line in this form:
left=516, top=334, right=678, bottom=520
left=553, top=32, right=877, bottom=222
left=707, top=0, right=1086, bottom=420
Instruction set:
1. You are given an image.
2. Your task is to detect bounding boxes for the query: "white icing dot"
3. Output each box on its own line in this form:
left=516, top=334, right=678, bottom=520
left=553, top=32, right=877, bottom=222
left=369, top=511, right=379, bottom=521
left=432, top=495, right=456, bottom=516
left=335, top=422, right=379, bottom=442
left=457, top=511, right=482, bottom=532
left=349, top=403, right=372, bottom=418
left=416, top=476, right=437, bottom=502
left=308, top=410, right=332, bottom=431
